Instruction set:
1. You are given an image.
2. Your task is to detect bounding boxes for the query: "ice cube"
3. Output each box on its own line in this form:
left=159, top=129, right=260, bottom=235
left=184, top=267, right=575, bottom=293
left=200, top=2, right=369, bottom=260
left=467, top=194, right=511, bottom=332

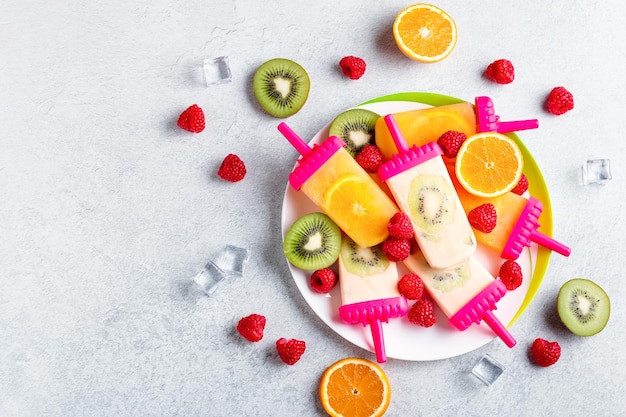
left=192, top=261, right=227, bottom=296
left=471, top=354, right=505, bottom=385
left=203, top=56, right=232, bottom=86
left=582, top=159, right=612, bottom=185
left=213, top=245, right=251, bottom=277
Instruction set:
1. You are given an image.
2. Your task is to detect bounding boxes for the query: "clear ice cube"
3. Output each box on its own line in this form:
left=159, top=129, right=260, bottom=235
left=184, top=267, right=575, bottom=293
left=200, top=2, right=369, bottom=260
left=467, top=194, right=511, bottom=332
left=203, top=56, right=232, bottom=86
left=582, top=159, right=612, bottom=185
left=471, top=354, right=505, bottom=385
left=192, top=261, right=227, bottom=296
left=213, top=245, right=251, bottom=277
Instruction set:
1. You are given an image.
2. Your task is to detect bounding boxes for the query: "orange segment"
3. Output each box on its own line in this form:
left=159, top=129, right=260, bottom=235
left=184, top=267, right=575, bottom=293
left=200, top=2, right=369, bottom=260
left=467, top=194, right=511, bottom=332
left=324, top=175, right=397, bottom=247
left=393, top=3, right=457, bottom=63
left=455, top=132, right=524, bottom=198
left=319, top=357, right=391, bottom=417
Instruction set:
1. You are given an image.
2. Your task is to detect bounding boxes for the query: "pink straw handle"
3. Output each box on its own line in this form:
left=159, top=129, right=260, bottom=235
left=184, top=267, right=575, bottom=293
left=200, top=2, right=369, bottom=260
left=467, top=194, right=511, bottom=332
left=482, top=310, right=517, bottom=348
left=277, top=122, right=311, bottom=156
left=530, top=230, right=572, bottom=257
left=369, top=318, right=386, bottom=363
left=497, top=119, right=539, bottom=133
left=383, top=114, right=410, bottom=154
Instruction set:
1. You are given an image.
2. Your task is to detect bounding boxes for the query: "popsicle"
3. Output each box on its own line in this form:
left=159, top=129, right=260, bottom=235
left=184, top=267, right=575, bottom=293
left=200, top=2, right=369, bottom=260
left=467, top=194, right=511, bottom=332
left=377, top=114, right=476, bottom=269
left=278, top=123, right=399, bottom=248
left=447, top=165, right=571, bottom=259
left=475, top=96, right=539, bottom=134
left=403, top=250, right=516, bottom=347
left=337, top=235, right=408, bottom=363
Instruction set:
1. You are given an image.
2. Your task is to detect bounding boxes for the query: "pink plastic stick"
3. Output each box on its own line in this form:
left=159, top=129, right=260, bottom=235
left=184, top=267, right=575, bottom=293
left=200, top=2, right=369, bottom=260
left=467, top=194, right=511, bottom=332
left=277, top=122, right=311, bottom=156
left=383, top=114, right=410, bottom=153
left=475, top=96, right=539, bottom=134
left=497, top=119, right=539, bottom=133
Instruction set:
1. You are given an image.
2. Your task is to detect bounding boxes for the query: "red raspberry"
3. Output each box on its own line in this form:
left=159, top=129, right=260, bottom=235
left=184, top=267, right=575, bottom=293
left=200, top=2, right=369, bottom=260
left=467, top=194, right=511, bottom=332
left=355, top=144, right=384, bottom=173
left=309, top=268, right=337, bottom=294
left=218, top=154, right=247, bottom=182
left=276, top=338, right=306, bottom=365
left=177, top=104, right=205, bottom=133
left=381, top=237, right=411, bottom=262
left=408, top=299, right=436, bottom=327
left=511, top=173, right=529, bottom=195
left=339, top=56, right=366, bottom=80
left=398, top=273, right=424, bottom=300
left=485, top=59, right=515, bottom=84
left=236, top=314, right=266, bottom=342
left=468, top=203, right=497, bottom=233
left=499, top=260, right=523, bottom=290
left=387, top=212, right=414, bottom=239
left=530, top=338, right=561, bottom=367
left=437, top=130, right=467, bottom=158
left=546, top=86, right=574, bottom=115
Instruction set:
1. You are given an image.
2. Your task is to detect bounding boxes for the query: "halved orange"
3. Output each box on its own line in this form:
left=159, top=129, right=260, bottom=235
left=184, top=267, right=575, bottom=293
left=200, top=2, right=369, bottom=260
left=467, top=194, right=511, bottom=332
left=319, top=357, right=391, bottom=417
left=393, top=3, right=457, bottom=63
left=454, top=132, right=524, bottom=198
left=323, top=175, right=397, bottom=248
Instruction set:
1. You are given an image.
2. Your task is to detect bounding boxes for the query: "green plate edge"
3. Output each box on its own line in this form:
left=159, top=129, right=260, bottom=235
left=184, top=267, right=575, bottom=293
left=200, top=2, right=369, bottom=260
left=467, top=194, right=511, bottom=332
left=359, top=92, right=553, bottom=325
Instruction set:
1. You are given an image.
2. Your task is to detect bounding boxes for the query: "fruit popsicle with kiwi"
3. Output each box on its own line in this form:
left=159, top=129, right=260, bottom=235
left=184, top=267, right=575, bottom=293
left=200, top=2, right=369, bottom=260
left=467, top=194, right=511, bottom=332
left=278, top=123, right=399, bottom=248
left=403, top=250, right=516, bottom=347
left=377, top=114, right=476, bottom=270
left=337, top=235, right=408, bottom=364
left=447, top=165, right=571, bottom=260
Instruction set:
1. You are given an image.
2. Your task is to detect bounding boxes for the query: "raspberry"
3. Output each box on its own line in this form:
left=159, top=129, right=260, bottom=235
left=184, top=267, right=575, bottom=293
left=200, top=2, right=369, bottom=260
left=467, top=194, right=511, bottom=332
left=177, top=104, right=205, bottom=133
left=309, top=268, right=337, bottom=294
left=236, top=314, right=266, bottom=342
left=437, top=130, right=467, bottom=158
left=387, top=212, right=414, bottom=240
left=468, top=203, right=497, bottom=233
left=276, top=338, right=306, bottom=365
left=511, top=173, right=529, bottom=195
left=381, top=237, right=411, bottom=262
left=398, top=273, right=424, bottom=300
left=355, top=144, right=384, bottom=173
left=546, top=86, right=574, bottom=115
left=218, top=154, right=247, bottom=182
left=408, top=299, right=436, bottom=327
left=485, top=59, right=515, bottom=84
left=530, top=338, right=561, bottom=367
left=339, top=56, right=366, bottom=80
left=499, top=260, right=523, bottom=290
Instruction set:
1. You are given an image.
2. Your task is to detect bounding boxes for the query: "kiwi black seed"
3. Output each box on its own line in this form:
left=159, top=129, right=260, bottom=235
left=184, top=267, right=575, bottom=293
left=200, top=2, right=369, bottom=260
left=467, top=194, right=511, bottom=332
left=408, top=174, right=455, bottom=235
left=328, top=108, right=380, bottom=156
left=339, top=235, right=389, bottom=278
left=557, top=278, right=610, bottom=336
left=283, top=212, right=341, bottom=270
left=253, top=58, right=310, bottom=118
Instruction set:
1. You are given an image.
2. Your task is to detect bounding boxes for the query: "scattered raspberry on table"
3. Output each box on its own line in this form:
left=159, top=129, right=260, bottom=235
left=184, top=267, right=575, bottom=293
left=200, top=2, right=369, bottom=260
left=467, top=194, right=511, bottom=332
left=530, top=338, right=561, bottom=367
left=218, top=154, right=247, bottom=182
left=276, top=338, right=306, bottom=365
left=177, top=104, right=205, bottom=133
left=339, top=56, right=367, bottom=80
left=237, top=314, right=266, bottom=342
left=546, top=86, right=574, bottom=115
left=485, top=59, right=515, bottom=84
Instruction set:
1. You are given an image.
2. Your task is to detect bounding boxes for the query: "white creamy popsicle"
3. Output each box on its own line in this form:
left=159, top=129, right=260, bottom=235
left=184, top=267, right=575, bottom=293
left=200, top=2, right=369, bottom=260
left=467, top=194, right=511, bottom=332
left=377, top=114, right=476, bottom=270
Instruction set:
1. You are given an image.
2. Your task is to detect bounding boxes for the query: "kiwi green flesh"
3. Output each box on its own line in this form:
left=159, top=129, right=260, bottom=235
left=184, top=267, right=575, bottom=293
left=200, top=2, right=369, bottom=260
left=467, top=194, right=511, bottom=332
left=408, top=174, right=455, bottom=235
left=253, top=58, right=310, bottom=118
left=283, top=212, right=341, bottom=270
left=328, top=109, right=380, bottom=156
left=557, top=278, right=610, bottom=336
left=339, top=235, right=389, bottom=277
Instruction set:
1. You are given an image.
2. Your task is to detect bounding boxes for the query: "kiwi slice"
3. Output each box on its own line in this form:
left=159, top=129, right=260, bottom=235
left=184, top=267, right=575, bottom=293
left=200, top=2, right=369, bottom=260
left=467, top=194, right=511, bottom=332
left=339, top=235, right=390, bottom=278
left=328, top=109, right=380, bottom=156
left=253, top=58, right=310, bottom=118
left=408, top=174, right=455, bottom=236
left=557, top=278, right=610, bottom=336
left=411, top=251, right=469, bottom=291
left=283, top=212, right=341, bottom=270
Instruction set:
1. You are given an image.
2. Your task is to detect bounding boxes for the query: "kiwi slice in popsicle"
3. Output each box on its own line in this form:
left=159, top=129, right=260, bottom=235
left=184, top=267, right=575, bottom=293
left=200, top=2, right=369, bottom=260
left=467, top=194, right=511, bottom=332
left=328, top=108, right=380, bottom=157
left=557, top=278, right=610, bottom=336
left=283, top=212, right=341, bottom=271
left=253, top=58, right=310, bottom=118
left=339, top=235, right=390, bottom=278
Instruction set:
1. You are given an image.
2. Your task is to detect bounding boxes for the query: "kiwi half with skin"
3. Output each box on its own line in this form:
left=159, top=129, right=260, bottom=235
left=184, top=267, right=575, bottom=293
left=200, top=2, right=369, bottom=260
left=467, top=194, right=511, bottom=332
left=557, top=278, right=610, bottom=336
left=253, top=58, right=310, bottom=118
left=328, top=108, right=380, bottom=156
left=283, top=212, right=341, bottom=270
left=339, top=234, right=390, bottom=278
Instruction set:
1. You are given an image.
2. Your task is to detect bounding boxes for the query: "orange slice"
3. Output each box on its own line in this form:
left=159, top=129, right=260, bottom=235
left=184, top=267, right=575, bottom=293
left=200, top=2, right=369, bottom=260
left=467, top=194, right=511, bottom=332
left=319, top=357, right=391, bottom=417
left=454, top=132, right=524, bottom=198
left=393, top=3, right=457, bottom=63
left=324, top=175, right=396, bottom=247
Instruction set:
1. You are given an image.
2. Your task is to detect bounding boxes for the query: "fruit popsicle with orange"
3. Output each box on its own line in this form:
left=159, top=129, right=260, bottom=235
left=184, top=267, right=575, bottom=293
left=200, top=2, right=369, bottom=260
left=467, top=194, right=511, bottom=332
left=278, top=123, right=399, bottom=248
left=377, top=114, right=476, bottom=269
left=403, top=250, right=516, bottom=347
left=337, top=235, right=408, bottom=363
